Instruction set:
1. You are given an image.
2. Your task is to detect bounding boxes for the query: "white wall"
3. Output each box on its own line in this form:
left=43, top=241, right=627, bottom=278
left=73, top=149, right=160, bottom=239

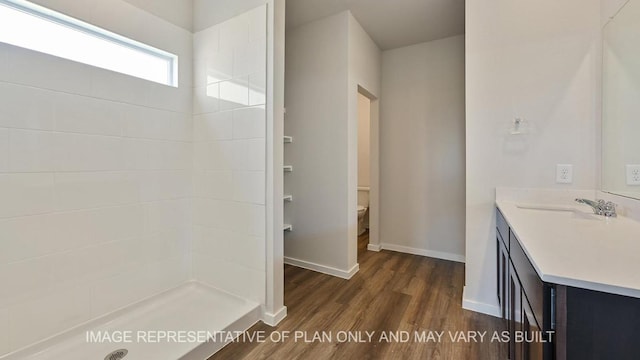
left=283, top=11, right=380, bottom=277
left=602, top=0, right=629, bottom=24
left=0, top=0, right=193, bottom=354
left=465, top=0, right=601, bottom=315
left=284, top=12, right=351, bottom=273
left=379, top=35, right=466, bottom=262
left=264, top=0, right=287, bottom=325
left=192, top=5, right=267, bottom=304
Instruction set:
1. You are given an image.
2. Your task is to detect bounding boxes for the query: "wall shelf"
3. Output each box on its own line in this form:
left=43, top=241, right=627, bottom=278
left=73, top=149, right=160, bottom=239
left=283, top=108, right=292, bottom=234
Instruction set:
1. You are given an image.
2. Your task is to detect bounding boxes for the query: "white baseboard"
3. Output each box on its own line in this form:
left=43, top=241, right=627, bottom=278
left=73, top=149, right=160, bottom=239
left=284, top=257, right=359, bottom=279
left=367, top=243, right=382, bottom=252
left=461, top=286, right=501, bottom=318
left=262, top=306, right=287, bottom=326
left=379, top=243, right=465, bottom=263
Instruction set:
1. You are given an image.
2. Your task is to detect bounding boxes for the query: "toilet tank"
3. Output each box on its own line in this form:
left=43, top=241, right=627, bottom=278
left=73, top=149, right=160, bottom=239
left=357, top=187, right=370, bottom=208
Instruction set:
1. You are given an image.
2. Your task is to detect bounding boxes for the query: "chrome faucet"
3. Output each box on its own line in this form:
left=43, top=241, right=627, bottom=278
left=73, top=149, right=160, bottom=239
left=575, top=198, right=617, bottom=217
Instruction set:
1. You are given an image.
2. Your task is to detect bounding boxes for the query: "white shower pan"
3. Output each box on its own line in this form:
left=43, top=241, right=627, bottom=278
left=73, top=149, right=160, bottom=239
left=0, top=282, right=260, bottom=360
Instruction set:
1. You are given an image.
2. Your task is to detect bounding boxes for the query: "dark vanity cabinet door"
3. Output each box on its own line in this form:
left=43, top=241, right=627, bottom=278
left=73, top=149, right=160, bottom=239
left=522, top=298, right=544, bottom=360
left=509, top=256, right=546, bottom=360
left=497, top=233, right=509, bottom=320
left=509, top=229, right=554, bottom=360
left=561, top=287, right=640, bottom=360
left=509, top=262, right=523, bottom=360
left=496, top=209, right=510, bottom=321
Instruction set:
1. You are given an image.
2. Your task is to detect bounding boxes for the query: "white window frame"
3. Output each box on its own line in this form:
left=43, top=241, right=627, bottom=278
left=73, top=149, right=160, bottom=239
left=0, top=0, right=178, bottom=87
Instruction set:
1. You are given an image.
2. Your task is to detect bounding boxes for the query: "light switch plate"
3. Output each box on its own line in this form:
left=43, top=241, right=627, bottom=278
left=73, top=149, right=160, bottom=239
left=626, top=165, right=640, bottom=185
left=556, top=164, right=573, bottom=184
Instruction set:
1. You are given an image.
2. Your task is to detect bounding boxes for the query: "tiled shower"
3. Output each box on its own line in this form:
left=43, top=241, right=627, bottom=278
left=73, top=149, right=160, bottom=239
left=0, top=1, right=276, bottom=358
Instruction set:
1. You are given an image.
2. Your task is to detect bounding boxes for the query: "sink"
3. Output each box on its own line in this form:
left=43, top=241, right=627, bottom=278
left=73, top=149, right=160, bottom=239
left=516, top=203, right=603, bottom=221
left=516, top=204, right=577, bottom=212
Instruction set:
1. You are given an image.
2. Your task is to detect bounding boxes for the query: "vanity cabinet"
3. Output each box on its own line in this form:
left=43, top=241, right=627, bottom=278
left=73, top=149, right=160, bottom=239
left=496, top=206, right=640, bottom=360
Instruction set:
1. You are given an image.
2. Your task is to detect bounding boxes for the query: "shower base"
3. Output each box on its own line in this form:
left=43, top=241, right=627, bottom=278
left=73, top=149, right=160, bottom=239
left=0, top=282, right=261, bottom=360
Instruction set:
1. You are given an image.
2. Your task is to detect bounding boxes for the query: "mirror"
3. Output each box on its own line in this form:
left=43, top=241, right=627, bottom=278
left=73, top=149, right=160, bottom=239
left=602, top=0, right=640, bottom=200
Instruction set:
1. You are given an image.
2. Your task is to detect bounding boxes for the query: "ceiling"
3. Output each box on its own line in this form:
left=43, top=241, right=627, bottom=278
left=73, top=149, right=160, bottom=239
left=120, top=0, right=465, bottom=49
left=286, top=0, right=465, bottom=50
left=123, top=0, right=194, bottom=31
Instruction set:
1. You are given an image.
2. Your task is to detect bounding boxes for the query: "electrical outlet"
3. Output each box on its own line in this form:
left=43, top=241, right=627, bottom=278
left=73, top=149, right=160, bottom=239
left=556, top=164, right=573, bottom=184
left=626, top=165, right=640, bottom=185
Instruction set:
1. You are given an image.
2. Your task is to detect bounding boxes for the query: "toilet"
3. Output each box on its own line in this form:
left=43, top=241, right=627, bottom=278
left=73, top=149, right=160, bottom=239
left=357, top=205, right=368, bottom=235
left=357, top=188, right=370, bottom=235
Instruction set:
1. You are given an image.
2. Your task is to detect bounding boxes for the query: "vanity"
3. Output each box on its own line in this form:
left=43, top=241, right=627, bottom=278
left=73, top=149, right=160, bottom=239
left=495, top=202, right=640, bottom=360
left=493, top=0, right=640, bottom=358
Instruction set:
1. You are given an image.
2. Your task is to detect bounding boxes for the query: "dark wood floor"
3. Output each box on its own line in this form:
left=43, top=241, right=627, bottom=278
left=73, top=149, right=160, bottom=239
left=210, top=233, right=506, bottom=360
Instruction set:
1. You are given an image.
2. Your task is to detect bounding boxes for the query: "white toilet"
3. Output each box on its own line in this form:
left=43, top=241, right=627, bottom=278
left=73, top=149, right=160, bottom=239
left=357, top=188, right=369, bottom=235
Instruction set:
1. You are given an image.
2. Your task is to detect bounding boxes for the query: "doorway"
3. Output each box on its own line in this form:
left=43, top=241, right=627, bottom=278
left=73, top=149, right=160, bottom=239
left=356, top=86, right=379, bottom=261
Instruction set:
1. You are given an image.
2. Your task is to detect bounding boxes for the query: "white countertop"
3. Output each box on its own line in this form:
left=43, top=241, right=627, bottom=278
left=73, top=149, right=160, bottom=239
left=496, top=200, right=640, bottom=299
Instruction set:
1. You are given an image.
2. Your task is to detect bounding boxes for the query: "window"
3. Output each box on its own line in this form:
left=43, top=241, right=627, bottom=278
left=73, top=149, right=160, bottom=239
left=0, top=0, right=178, bottom=86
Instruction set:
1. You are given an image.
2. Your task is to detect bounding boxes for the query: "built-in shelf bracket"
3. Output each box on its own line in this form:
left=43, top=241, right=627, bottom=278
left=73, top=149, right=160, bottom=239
left=284, top=165, right=293, bottom=172
left=284, top=136, right=293, bottom=143
left=283, top=224, right=292, bottom=232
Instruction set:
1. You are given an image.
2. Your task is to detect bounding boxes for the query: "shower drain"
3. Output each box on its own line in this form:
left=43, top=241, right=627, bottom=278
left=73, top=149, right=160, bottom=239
left=104, top=349, right=128, bottom=360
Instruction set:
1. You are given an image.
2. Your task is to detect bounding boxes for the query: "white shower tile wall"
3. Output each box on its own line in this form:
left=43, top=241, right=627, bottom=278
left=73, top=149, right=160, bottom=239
left=0, top=0, right=194, bottom=354
left=192, top=5, right=267, bottom=304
